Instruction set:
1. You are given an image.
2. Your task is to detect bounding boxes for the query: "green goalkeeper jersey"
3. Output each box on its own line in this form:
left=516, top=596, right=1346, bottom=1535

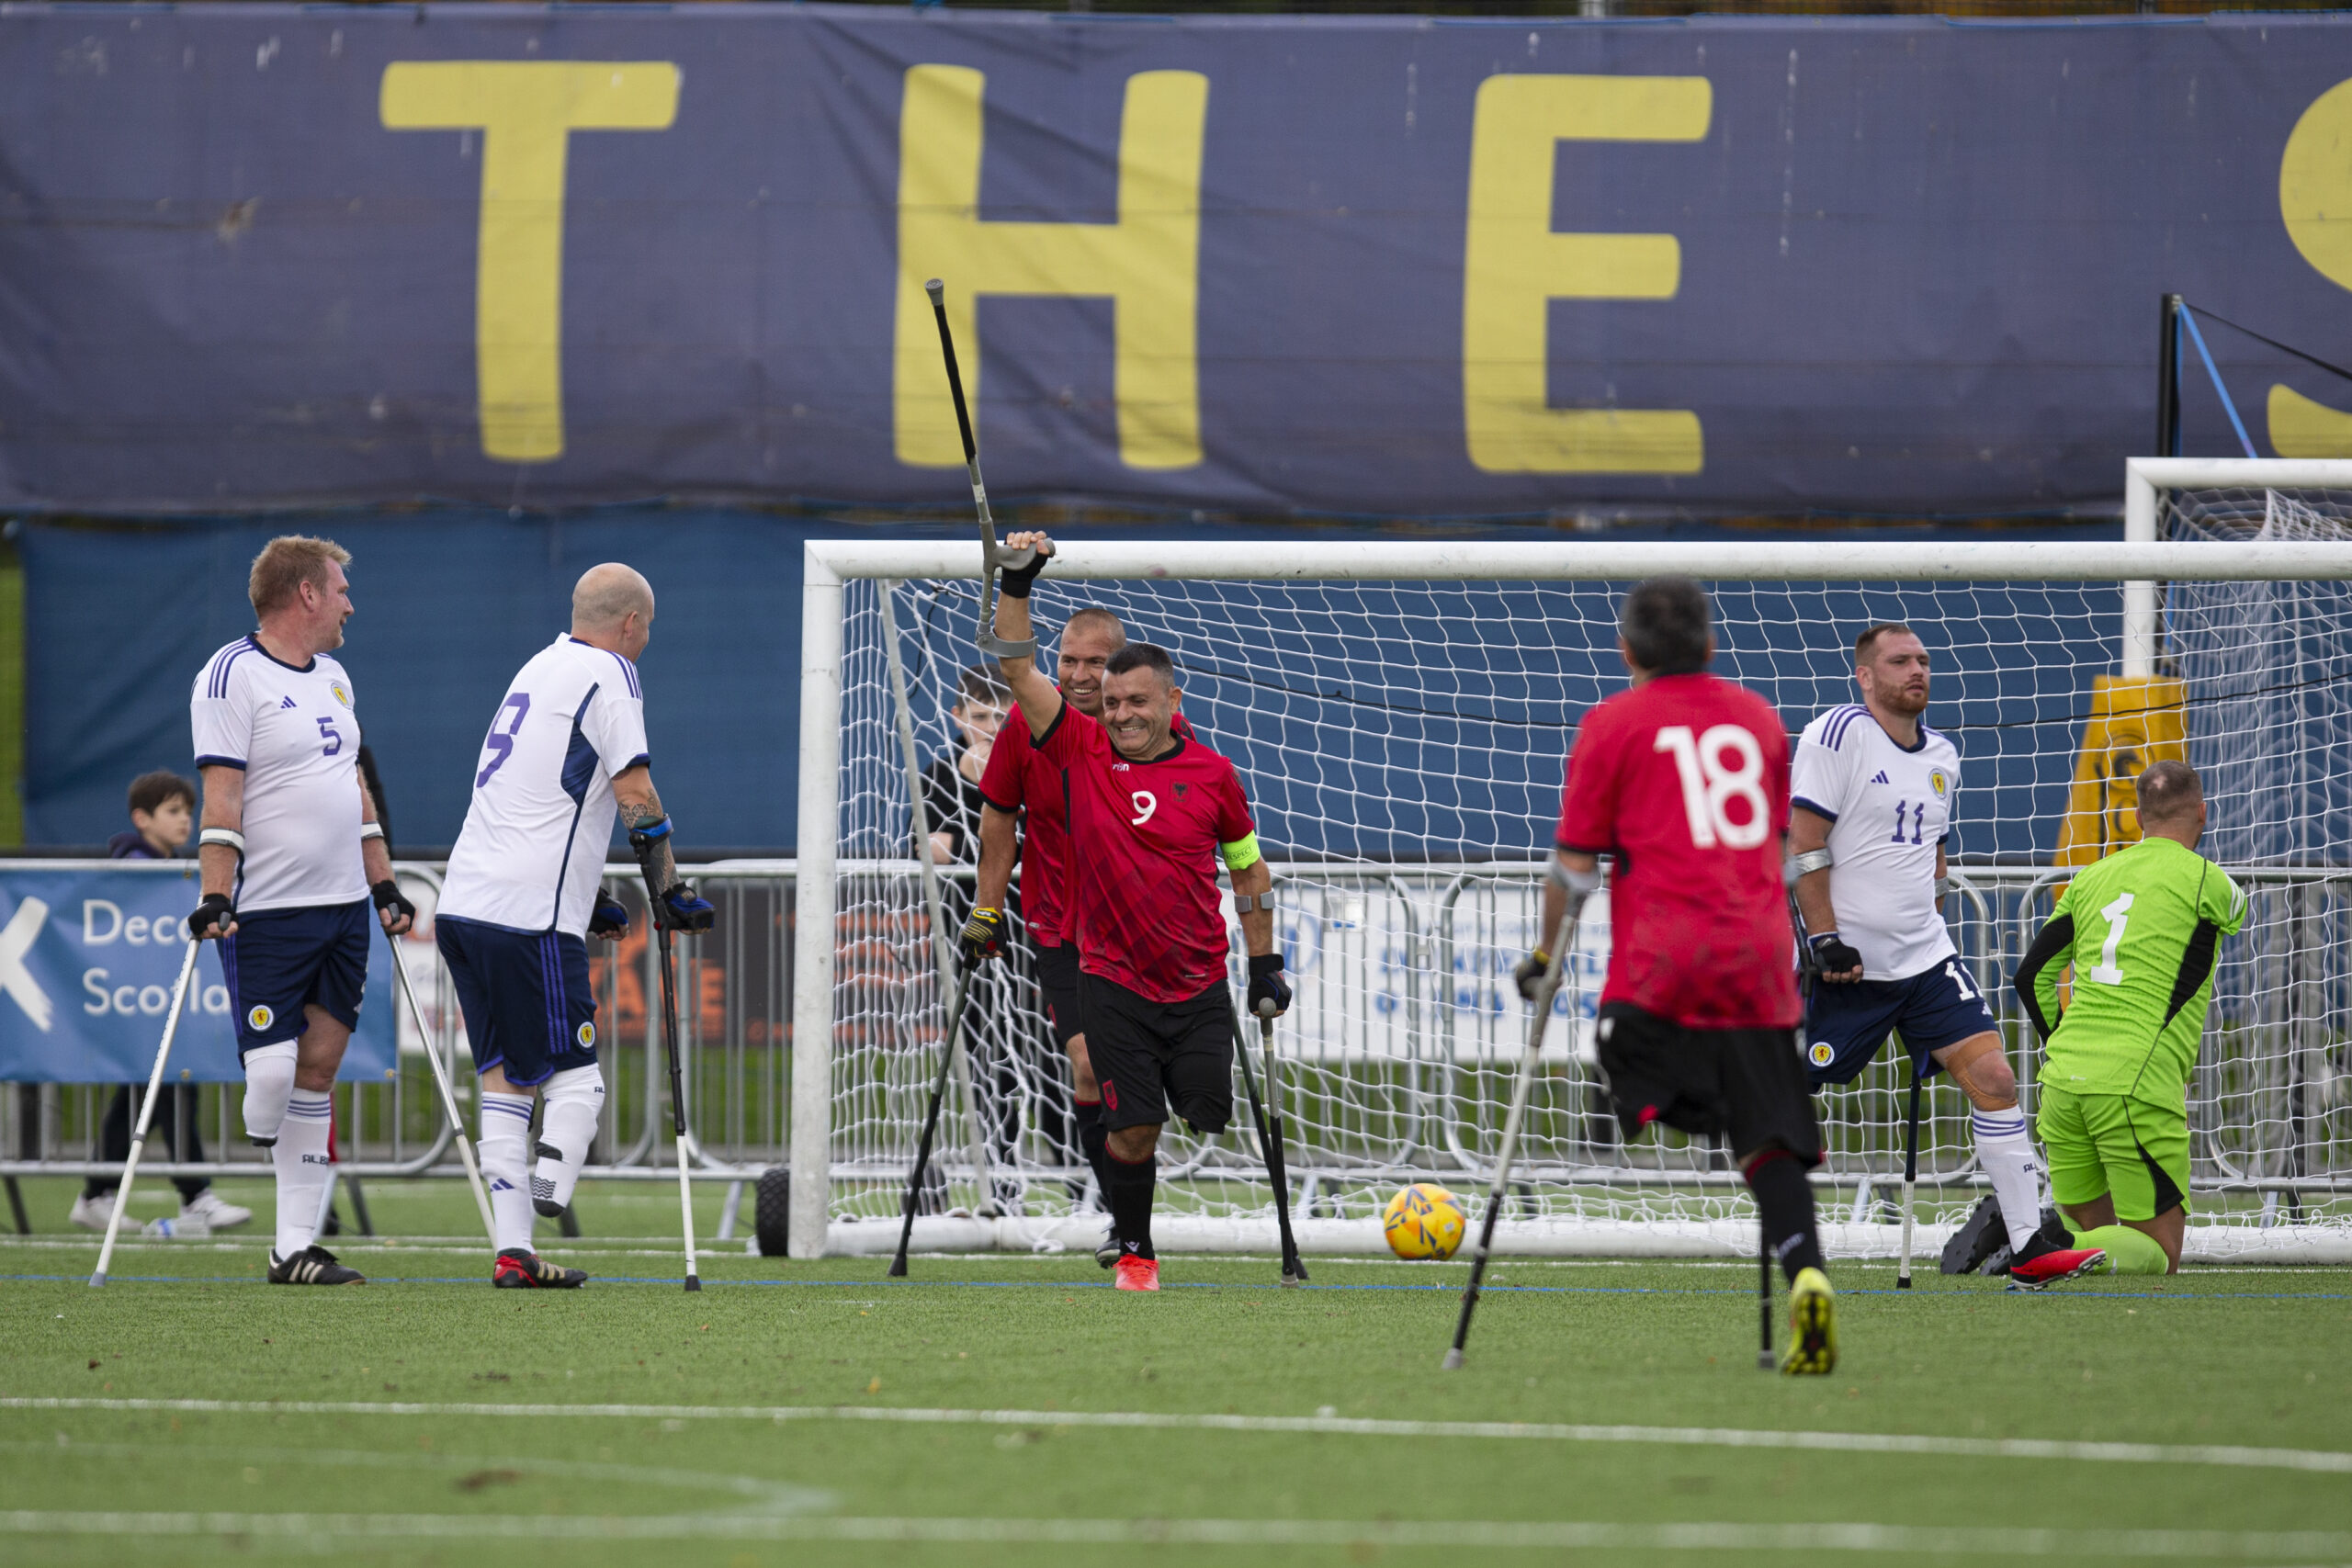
left=2013, top=835, right=2246, bottom=1110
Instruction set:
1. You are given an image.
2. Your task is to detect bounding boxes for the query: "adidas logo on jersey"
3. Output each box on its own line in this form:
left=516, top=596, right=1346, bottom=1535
left=1870, top=770, right=1890, bottom=784
left=280, top=696, right=298, bottom=709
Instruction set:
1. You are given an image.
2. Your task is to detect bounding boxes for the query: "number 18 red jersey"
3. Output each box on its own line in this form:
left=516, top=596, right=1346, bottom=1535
left=1555, top=672, right=1799, bottom=1031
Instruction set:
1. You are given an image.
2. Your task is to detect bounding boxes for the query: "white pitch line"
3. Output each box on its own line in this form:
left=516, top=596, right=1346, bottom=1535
left=0, top=1511, right=2343, bottom=1556
left=8, top=1396, right=2348, bottom=1476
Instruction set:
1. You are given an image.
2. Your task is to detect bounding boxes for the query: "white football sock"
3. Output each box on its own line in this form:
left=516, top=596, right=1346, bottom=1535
left=1973, top=1108, right=2042, bottom=1251
left=241, top=1043, right=298, bottom=1146
left=478, top=1090, right=537, bottom=1254
left=271, top=1089, right=334, bottom=1259
left=531, top=1066, right=605, bottom=1217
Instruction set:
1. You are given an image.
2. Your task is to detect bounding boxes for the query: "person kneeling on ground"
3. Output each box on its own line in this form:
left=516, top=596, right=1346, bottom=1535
left=2008, top=760, right=2246, bottom=1287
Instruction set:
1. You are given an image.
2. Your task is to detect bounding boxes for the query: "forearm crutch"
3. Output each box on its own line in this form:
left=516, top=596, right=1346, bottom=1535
left=1444, top=908, right=1578, bottom=1369
left=90, top=940, right=202, bottom=1288
left=383, top=925, right=496, bottom=1247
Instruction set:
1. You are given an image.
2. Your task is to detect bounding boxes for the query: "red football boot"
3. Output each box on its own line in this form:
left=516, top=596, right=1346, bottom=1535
left=2007, top=1245, right=2107, bottom=1292
left=1113, top=1254, right=1160, bottom=1292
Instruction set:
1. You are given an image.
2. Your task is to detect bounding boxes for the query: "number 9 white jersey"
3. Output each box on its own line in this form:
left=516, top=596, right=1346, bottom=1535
left=438, top=635, right=651, bottom=937
left=1790, top=704, right=1962, bottom=981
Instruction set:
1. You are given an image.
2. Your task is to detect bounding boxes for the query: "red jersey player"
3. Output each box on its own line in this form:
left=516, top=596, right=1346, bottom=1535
left=1516, top=578, right=1837, bottom=1373
left=987, top=532, right=1287, bottom=1292
left=963, top=604, right=1130, bottom=1265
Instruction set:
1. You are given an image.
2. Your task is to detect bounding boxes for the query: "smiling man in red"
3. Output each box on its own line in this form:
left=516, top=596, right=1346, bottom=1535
left=985, top=533, right=1286, bottom=1292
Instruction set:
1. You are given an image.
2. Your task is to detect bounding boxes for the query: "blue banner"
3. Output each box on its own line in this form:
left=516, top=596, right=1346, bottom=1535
left=5, top=6, right=2351, bottom=518
left=0, top=863, right=396, bottom=1083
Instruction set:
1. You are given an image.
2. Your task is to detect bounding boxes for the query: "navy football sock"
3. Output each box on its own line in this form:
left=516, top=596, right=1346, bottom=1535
left=1745, top=1148, right=1826, bottom=1284
left=1103, top=1146, right=1156, bottom=1261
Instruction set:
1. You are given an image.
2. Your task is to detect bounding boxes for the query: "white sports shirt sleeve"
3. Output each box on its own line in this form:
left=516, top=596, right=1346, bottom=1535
left=1790, top=704, right=1961, bottom=980
left=436, top=636, right=652, bottom=936
left=189, top=637, right=369, bottom=913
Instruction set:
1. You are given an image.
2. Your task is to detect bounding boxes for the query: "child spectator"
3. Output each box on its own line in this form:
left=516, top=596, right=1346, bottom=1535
left=70, top=772, right=253, bottom=1233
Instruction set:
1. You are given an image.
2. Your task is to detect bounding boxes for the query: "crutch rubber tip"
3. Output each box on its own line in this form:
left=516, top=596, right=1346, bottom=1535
left=1895, top=1276, right=1913, bottom=1290
left=1757, top=1350, right=1776, bottom=1371
left=1281, top=1275, right=1303, bottom=1289
left=684, top=1276, right=702, bottom=1292
left=88, top=1273, right=106, bottom=1289
left=924, top=278, right=944, bottom=302
left=1441, top=1348, right=1465, bottom=1371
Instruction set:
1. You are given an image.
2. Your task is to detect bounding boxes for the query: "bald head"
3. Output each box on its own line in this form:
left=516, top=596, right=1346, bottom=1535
left=571, top=564, right=655, bottom=660
left=2135, top=759, right=2207, bottom=848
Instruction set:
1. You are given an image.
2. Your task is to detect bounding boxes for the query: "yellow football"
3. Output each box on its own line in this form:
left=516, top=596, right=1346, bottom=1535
left=1382, top=1182, right=1467, bottom=1260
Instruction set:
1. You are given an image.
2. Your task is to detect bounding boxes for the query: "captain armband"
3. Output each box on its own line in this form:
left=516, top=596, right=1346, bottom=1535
left=198, top=828, right=246, bottom=857
left=1218, top=833, right=1263, bottom=873
left=358, top=822, right=385, bottom=843
left=1791, top=848, right=1834, bottom=876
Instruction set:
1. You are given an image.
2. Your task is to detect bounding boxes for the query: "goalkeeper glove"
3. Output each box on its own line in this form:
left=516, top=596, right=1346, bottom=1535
left=588, top=889, right=631, bottom=939
left=1246, top=953, right=1291, bottom=1018
left=1512, top=950, right=1554, bottom=1004
left=959, top=906, right=1007, bottom=968
left=1808, top=931, right=1864, bottom=980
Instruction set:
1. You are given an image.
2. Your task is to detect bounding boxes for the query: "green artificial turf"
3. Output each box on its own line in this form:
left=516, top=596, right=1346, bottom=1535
left=1, top=1175, right=2347, bottom=1566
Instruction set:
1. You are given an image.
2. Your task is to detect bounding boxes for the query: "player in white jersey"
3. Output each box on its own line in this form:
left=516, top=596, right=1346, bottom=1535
left=435, top=564, right=715, bottom=1289
left=1791, top=623, right=2080, bottom=1279
left=187, top=536, right=415, bottom=1287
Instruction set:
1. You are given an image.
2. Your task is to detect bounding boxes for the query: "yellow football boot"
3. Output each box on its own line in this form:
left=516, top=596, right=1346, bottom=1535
left=1781, top=1266, right=1838, bottom=1375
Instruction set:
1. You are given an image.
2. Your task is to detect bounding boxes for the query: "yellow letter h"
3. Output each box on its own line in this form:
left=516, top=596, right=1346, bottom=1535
left=896, top=65, right=1208, bottom=471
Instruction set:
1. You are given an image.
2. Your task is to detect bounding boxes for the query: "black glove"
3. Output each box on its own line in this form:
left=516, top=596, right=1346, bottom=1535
left=187, top=893, right=236, bottom=942
left=959, top=906, right=1006, bottom=967
left=1513, top=949, right=1554, bottom=1004
left=1246, top=953, right=1291, bottom=1018
left=651, top=881, right=716, bottom=934
left=998, top=548, right=1048, bottom=599
left=370, top=878, right=416, bottom=931
left=588, top=890, right=630, bottom=938
left=1809, top=931, right=1864, bottom=980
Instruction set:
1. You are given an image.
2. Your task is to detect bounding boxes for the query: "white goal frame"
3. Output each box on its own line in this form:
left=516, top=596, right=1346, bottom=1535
left=789, top=505, right=2352, bottom=1260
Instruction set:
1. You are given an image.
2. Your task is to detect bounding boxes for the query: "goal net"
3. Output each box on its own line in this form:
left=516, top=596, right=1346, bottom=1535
left=790, top=476, right=2352, bottom=1263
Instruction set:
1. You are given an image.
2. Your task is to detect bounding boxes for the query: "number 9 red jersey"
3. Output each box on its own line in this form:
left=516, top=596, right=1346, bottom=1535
left=1555, top=671, right=1799, bottom=1030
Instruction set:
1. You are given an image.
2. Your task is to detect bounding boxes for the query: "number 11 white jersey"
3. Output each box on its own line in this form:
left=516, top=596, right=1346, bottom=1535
left=1789, top=705, right=1961, bottom=981
left=437, top=636, right=651, bottom=937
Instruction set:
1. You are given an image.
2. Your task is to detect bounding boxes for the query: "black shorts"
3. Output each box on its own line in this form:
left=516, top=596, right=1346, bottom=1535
left=1080, top=971, right=1234, bottom=1134
left=1595, top=1002, right=1822, bottom=1168
left=1035, top=942, right=1083, bottom=1050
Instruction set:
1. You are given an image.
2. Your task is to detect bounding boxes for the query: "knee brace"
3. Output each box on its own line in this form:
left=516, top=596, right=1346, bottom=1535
left=531, top=1066, right=605, bottom=1217
left=241, top=1043, right=298, bottom=1146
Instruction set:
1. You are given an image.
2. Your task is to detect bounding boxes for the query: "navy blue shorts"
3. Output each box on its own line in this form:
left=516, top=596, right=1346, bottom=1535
left=1804, top=959, right=1997, bottom=1088
left=435, top=917, right=599, bottom=1088
left=220, top=898, right=370, bottom=1056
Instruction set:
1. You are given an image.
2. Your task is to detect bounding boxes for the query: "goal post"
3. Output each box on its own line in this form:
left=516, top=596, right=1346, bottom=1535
left=790, top=519, right=2352, bottom=1262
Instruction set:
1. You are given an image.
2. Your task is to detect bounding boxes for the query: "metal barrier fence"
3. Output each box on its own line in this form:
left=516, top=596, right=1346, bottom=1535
left=5, top=859, right=2344, bottom=1241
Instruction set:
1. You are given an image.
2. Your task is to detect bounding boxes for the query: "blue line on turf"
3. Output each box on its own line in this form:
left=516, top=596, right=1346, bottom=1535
left=9, top=1274, right=2347, bottom=1300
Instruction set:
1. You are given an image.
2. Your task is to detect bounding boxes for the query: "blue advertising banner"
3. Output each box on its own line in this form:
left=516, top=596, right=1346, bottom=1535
left=5, top=6, right=2352, bottom=519
left=0, top=863, right=396, bottom=1083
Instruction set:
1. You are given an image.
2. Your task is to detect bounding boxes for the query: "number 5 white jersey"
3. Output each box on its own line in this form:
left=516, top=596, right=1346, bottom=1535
left=1789, top=705, right=1961, bottom=981
left=437, top=636, right=651, bottom=937
left=190, top=637, right=368, bottom=913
